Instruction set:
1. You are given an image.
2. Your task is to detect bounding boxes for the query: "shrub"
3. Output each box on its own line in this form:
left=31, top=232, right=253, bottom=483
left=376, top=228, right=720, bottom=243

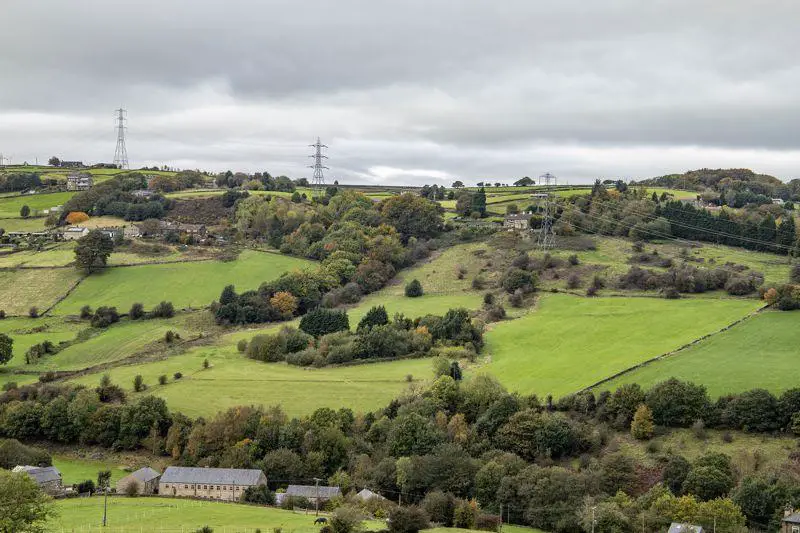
left=508, top=288, right=524, bottom=307
left=129, top=303, right=145, bottom=320
left=149, top=301, right=175, bottom=318
left=405, top=279, right=424, bottom=297
left=164, top=330, right=178, bottom=343
left=631, top=404, right=654, bottom=440
left=691, top=419, right=707, bottom=440
left=472, top=276, right=486, bottom=290
left=663, top=287, right=681, bottom=299
left=502, top=268, right=536, bottom=293
left=475, top=514, right=501, bottom=532
left=357, top=306, right=389, bottom=331
left=586, top=286, right=598, bottom=297
left=330, top=505, right=363, bottom=533
left=0, top=310, right=5, bottom=319
left=247, top=334, right=287, bottom=363
left=568, top=254, right=579, bottom=266
left=28, top=306, right=39, bottom=318
left=485, top=305, right=506, bottom=322
left=80, top=305, right=93, bottom=319
left=300, top=308, right=350, bottom=337
left=133, top=375, right=145, bottom=392
left=242, top=485, right=275, bottom=505
left=91, top=306, right=120, bottom=328
left=158, top=375, right=167, bottom=385
left=566, top=273, right=581, bottom=289
left=203, top=358, right=210, bottom=369
left=482, top=293, right=495, bottom=305
left=388, top=506, right=430, bottom=533
left=792, top=263, right=800, bottom=283
left=237, top=339, right=248, bottom=352
left=173, top=372, right=183, bottom=380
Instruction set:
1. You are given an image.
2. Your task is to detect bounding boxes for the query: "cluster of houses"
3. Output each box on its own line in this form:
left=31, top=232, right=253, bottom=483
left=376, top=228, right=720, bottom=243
left=66, top=173, right=94, bottom=191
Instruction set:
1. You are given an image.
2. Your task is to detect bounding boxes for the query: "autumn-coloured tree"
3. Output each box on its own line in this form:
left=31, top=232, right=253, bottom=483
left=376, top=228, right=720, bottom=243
left=65, top=211, right=89, bottom=224
left=631, top=404, right=655, bottom=440
left=270, top=291, right=298, bottom=318
left=763, top=287, right=778, bottom=305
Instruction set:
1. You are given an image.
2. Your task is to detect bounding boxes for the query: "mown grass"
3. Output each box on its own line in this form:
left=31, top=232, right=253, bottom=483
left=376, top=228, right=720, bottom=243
left=0, top=268, right=82, bottom=315
left=602, top=311, right=800, bottom=396
left=0, top=317, right=83, bottom=370
left=52, top=250, right=315, bottom=315
left=52, top=497, right=385, bottom=532
left=0, top=191, right=73, bottom=217
left=52, top=455, right=132, bottom=486
left=482, top=293, right=760, bottom=399
left=0, top=216, right=47, bottom=232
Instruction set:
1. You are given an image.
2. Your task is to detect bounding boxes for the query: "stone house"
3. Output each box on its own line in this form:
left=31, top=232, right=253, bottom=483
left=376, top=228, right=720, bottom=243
left=123, top=224, right=142, bottom=238
left=66, top=173, right=93, bottom=191
left=62, top=226, right=90, bottom=240
left=355, top=488, right=386, bottom=501
left=116, top=467, right=161, bottom=495
left=158, top=467, right=266, bottom=502
left=782, top=510, right=800, bottom=533
left=503, top=212, right=533, bottom=230
left=667, top=524, right=703, bottom=533
left=277, top=484, right=341, bottom=506
left=14, top=465, right=64, bottom=496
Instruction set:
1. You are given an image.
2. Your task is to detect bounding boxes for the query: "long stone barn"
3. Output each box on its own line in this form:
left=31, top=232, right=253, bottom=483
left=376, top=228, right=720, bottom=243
left=158, top=467, right=267, bottom=501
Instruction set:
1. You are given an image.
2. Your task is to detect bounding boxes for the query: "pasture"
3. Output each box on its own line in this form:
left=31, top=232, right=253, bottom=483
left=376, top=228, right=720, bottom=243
left=0, top=191, right=73, bottom=217
left=602, top=311, right=800, bottom=396
left=52, top=250, right=315, bottom=315
left=482, top=293, right=760, bottom=398
left=0, top=268, right=82, bottom=315
left=52, top=455, right=132, bottom=486
left=0, top=216, right=47, bottom=232
left=51, top=497, right=384, bottom=533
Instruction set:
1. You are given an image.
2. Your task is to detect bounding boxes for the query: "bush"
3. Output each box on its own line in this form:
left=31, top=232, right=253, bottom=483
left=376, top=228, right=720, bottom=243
left=247, top=334, right=288, bottom=363
left=164, top=330, right=179, bottom=343
left=80, top=305, right=93, bottom=319
left=133, top=375, right=145, bottom=392
left=28, top=306, right=39, bottom=318
left=630, top=404, right=654, bottom=440
left=357, top=306, right=389, bottom=331
left=482, top=293, right=495, bottom=306
left=0, top=438, right=52, bottom=469
left=203, top=358, right=210, bottom=369
left=242, top=484, right=275, bottom=505
left=330, top=505, right=363, bottom=533
left=405, top=279, right=424, bottom=297
left=0, top=310, right=5, bottom=319
left=129, top=303, right=145, bottom=320
left=158, top=375, right=167, bottom=385
left=792, top=263, right=800, bottom=283
left=508, top=288, right=524, bottom=307
left=388, top=506, right=430, bottom=533
left=237, top=339, right=248, bottom=352
left=173, top=372, right=183, bottom=380
left=566, top=273, right=581, bottom=289
left=91, top=306, right=120, bottom=328
left=485, top=305, right=506, bottom=322
left=502, top=268, right=536, bottom=293
left=149, top=301, right=175, bottom=318
left=568, top=254, right=579, bottom=266
left=300, top=308, right=350, bottom=337
left=475, top=514, right=501, bottom=532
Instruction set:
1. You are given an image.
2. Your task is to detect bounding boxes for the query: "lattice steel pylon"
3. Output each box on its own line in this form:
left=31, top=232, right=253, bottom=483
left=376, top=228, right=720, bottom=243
left=537, top=172, right=557, bottom=249
left=308, top=137, right=328, bottom=197
left=113, top=108, right=129, bottom=169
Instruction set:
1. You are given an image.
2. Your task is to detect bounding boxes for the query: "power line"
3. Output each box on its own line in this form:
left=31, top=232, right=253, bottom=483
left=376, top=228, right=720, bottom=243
left=114, top=108, right=129, bottom=169
left=308, top=137, right=328, bottom=197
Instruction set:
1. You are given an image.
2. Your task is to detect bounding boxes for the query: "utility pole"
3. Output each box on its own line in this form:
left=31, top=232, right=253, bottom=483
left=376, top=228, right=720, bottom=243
left=591, top=505, right=596, bottom=533
left=313, top=477, right=321, bottom=516
left=113, top=108, right=129, bottom=169
left=102, top=486, right=109, bottom=526
left=308, top=137, right=328, bottom=198
left=499, top=503, right=503, bottom=532
left=537, top=172, right=557, bottom=249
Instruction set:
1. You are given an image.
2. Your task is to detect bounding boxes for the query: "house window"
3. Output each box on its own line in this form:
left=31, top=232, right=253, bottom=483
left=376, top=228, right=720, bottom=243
left=204, top=485, right=208, bottom=489
left=791, top=527, right=799, bottom=533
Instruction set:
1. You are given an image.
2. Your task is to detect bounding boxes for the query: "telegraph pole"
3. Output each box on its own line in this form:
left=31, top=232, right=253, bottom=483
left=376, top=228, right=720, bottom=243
left=591, top=505, right=596, bottom=533
left=113, top=108, right=129, bottom=169
left=313, top=477, right=321, bottom=516
left=537, top=172, right=557, bottom=249
left=308, top=138, right=328, bottom=198
left=102, top=486, right=109, bottom=526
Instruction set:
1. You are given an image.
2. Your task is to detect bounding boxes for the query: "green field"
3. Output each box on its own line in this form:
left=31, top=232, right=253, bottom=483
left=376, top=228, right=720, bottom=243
left=0, top=191, right=73, bottom=217
left=0, top=316, right=83, bottom=369
left=602, top=311, right=800, bottom=396
left=482, top=293, right=760, bottom=398
left=52, top=455, right=133, bottom=486
left=0, top=268, right=83, bottom=315
left=0, top=242, right=75, bottom=268
left=52, top=250, right=315, bottom=315
left=51, top=497, right=383, bottom=532
left=0, top=216, right=48, bottom=232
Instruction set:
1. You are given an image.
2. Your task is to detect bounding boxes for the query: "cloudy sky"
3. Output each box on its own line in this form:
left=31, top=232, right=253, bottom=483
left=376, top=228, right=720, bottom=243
left=1, top=0, right=799, bottom=185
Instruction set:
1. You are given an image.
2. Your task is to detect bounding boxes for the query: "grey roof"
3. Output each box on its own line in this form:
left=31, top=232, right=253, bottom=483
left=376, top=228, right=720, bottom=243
left=784, top=513, right=800, bottom=524
left=668, top=523, right=704, bottom=533
left=160, top=467, right=265, bottom=486
left=505, top=213, right=533, bottom=220
left=23, top=466, right=61, bottom=485
left=127, top=467, right=161, bottom=483
left=356, top=488, right=386, bottom=500
left=286, top=485, right=341, bottom=499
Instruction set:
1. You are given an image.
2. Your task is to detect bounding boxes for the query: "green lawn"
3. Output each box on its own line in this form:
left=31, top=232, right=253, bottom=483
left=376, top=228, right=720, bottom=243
left=0, top=242, right=75, bottom=268
left=0, top=268, right=83, bottom=316
left=482, top=293, right=760, bottom=398
left=0, top=216, right=47, bottom=232
left=69, top=338, right=433, bottom=418
left=602, top=311, right=800, bottom=396
left=0, top=191, right=73, bottom=217
left=51, top=497, right=384, bottom=532
left=52, top=250, right=315, bottom=315
left=0, top=317, right=83, bottom=370
left=52, top=455, right=133, bottom=486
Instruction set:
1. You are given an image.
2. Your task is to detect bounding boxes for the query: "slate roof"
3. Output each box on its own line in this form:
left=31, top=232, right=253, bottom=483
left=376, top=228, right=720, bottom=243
left=783, top=513, right=800, bottom=524
left=127, top=467, right=161, bottom=483
left=668, top=523, right=704, bottom=533
left=356, top=488, right=386, bottom=500
left=504, top=213, right=533, bottom=221
left=286, top=484, right=341, bottom=499
left=19, top=466, right=61, bottom=485
left=160, top=467, right=264, bottom=486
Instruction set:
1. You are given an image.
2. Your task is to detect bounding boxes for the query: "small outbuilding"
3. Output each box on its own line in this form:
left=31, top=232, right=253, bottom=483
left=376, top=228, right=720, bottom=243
left=277, top=484, right=341, bottom=506
left=13, top=465, right=64, bottom=496
left=781, top=509, right=800, bottom=533
left=355, top=488, right=386, bottom=501
left=116, top=467, right=161, bottom=495
left=668, top=523, right=704, bottom=533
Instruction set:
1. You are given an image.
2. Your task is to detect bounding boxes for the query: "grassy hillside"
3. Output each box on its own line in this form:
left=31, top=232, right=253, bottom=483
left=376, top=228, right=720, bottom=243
left=602, top=311, right=800, bottom=396
left=482, top=293, right=760, bottom=398
left=0, top=191, right=73, bottom=217
left=0, top=268, right=82, bottom=315
left=52, top=250, right=315, bottom=315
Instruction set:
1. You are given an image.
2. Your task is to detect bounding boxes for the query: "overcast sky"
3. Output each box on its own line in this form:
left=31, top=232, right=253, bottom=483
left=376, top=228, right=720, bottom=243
left=1, top=0, right=799, bottom=185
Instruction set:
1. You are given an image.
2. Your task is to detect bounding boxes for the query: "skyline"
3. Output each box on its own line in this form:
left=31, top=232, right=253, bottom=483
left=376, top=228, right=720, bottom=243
left=1, top=1, right=799, bottom=185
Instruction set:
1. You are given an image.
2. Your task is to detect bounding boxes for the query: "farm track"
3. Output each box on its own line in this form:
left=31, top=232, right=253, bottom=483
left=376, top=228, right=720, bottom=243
left=579, top=304, right=769, bottom=394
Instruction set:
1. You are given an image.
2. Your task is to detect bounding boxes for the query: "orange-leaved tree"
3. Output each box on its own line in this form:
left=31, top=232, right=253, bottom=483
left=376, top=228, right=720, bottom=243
left=65, top=211, right=89, bottom=224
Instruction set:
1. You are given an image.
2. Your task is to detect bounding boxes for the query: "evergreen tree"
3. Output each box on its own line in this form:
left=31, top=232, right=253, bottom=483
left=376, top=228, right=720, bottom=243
left=471, top=187, right=487, bottom=217
left=777, top=216, right=796, bottom=254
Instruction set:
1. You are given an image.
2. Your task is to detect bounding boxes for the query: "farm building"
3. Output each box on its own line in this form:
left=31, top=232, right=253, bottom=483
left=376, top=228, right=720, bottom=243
left=66, top=173, right=93, bottom=191
left=158, top=466, right=266, bottom=502
left=355, top=488, right=386, bottom=501
left=116, top=467, right=161, bottom=495
left=277, top=484, right=341, bottom=506
left=62, top=227, right=90, bottom=240
left=668, top=524, right=703, bottom=533
left=123, top=224, right=142, bottom=238
left=782, top=510, right=800, bottom=533
left=503, top=212, right=533, bottom=230
left=13, top=465, right=64, bottom=496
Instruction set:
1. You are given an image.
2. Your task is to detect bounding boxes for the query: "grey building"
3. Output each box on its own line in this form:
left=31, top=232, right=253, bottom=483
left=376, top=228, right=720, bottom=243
left=158, top=466, right=266, bottom=501
left=668, top=524, right=704, bottom=533
left=116, top=467, right=161, bottom=495
left=14, top=465, right=64, bottom=496
left=278, top=484, right=341, bottom=505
